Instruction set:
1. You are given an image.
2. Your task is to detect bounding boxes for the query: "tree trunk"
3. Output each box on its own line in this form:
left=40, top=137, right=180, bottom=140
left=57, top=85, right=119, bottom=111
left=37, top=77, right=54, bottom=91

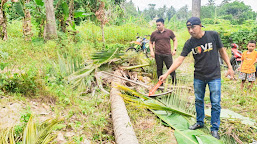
left=60, top=15, right=66, bottom=33
left=66, top=0, right=74, bottom=28
left=192, top=0, right=201, bottom=18
left=110, top=70, right=139, bottom=144
left=95, top=1, right=106, bottom=47
left=66, top=0, right=77, bottom=41
left=23, top=0, right=32, bottom=41
left=44, top=0, right=57, bottom=40
left=101, top=22, right=105, bottom=46
left=0, top=4, right=7, bottom=41
left=38, top=19, right=44, bottom=37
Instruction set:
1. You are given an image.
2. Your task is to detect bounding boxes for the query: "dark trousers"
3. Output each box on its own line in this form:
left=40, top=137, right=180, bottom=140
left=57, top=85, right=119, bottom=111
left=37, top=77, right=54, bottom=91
left=155, top=54, right=176, bottom=84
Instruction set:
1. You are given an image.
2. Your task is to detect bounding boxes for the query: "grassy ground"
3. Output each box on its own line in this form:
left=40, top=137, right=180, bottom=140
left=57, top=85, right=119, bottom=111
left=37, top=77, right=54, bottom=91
left=0, top=20, right=256, bottom=143
left=0, top=21, right=174, bottom=143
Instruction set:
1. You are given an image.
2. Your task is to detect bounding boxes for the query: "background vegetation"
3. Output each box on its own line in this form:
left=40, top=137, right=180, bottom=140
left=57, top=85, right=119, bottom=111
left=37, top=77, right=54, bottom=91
left=0, top=0, right=257, bottom=143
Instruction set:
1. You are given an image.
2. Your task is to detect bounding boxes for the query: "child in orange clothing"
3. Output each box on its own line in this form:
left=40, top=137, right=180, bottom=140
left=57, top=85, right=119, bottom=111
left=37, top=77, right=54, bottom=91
left=239, top=40, right=257, bottom=89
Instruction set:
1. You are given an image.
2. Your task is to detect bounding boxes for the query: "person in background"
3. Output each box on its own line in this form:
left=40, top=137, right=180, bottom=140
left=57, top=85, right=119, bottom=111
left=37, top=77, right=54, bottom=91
left=159, top=17, right=234, bottom=139
left=238, top=40, right=257, bottom=90
left=149, top=18, right=178, bottom=84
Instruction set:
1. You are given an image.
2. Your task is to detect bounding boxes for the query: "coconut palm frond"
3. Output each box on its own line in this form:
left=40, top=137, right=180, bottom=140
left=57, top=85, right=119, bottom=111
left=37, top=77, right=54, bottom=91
left=121, top=64, right=150, bottom=70
left=68, top=64, right=94, bottom=77
left=0, top=127, right=15, bottom=144
left=23, top=116, right=37, bottom=144
left=157, top=93, right=196, bottom=117
left=118, top=83, right=195, bottom=116
left=22, top=116, right=62, bottom=144
left=9, top=128, right=15, bottom=144
left=91, top=47, right=122, bottom=64
left=68, top=68, right=95, bottom=82
left=156, top=79, right=196, bottom=116
left=57, top=53, right=84, bottom=77
left=67, top=48, right=122, bottom=91
left=119, top=87, right=194, bottom=117
left=58, top=52, right=67, bottom=76
left=117, top=84, right=149, bottom=100
left=1, top=116, right=62, bottom=144
left=36, top=118, right=61, bottom=144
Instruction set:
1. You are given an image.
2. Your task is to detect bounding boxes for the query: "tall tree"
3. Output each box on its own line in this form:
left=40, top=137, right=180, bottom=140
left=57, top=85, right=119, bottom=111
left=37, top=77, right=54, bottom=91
left=44, top=0, right=57, bottom=40
left=221, top=0, right=231, bottom=5
left=177, top=5, right=188, bottom=20
left=23, top=0, right=32, bottom=41
left=0, top=0, right=8, bottom=40
left=123, top=0, right=138, bottom=17
left=157, top=5, right=166, bottom=19
left=201, top=0, right=216, bottom=19
left=147, top=4, right=156, bottom=20
left=201, top=5, right=216, bottom=19
left=192, top=0, right=201, bottom=17
left=95, top=1, right=108, bottom=44
left=66, top=0, right=75, bottom=32
left=0, top=0, right=19, bottom=40
left=208, top=0, right=215, bottom=6
left=218, top=1, right=257, bottom=24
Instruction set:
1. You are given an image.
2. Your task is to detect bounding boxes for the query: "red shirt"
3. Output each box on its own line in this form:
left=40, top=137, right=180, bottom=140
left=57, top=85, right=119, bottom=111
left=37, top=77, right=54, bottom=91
left=150, top=29, right=176, bottom=54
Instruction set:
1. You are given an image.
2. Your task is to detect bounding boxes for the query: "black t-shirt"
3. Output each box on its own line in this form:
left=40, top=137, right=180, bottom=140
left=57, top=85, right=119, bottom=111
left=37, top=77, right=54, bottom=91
left=181, top=31, right=223, bottom=80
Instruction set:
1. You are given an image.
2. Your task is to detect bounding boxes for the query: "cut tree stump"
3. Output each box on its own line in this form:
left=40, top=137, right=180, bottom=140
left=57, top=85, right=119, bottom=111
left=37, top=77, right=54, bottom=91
left=110, top=70, right=139, bottom=144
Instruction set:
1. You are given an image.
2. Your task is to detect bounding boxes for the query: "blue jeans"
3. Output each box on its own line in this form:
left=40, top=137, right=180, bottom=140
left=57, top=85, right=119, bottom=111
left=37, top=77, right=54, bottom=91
left=194, top=78, right=221, bottom=131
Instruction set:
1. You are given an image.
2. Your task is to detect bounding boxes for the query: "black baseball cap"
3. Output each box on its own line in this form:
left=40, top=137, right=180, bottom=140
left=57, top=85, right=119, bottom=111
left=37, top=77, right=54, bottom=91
left=186, top=17, right=204, bottom=27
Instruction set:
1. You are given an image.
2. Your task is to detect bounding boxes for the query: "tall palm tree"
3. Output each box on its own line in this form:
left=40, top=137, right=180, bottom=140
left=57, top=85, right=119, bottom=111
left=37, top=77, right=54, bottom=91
left=0, top=0, right=33, bottom=41
left=44, top=0, right=57, bottom=40
left=111, top=70, right=139, bottom=144
left=192, top=0, right=201, bottom=17
left=0, top=0, right=18, bottom=40
left=23, top=0, right=32, bottom=41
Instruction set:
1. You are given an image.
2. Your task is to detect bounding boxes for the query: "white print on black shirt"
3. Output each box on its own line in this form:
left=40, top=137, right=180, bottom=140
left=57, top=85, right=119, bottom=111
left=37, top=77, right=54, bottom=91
left=192, top=42, right=213, bottom=54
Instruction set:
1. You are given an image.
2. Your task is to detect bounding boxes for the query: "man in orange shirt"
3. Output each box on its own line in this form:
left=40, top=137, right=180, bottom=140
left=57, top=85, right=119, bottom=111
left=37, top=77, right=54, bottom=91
left=239, top=40, right=257, bottom=89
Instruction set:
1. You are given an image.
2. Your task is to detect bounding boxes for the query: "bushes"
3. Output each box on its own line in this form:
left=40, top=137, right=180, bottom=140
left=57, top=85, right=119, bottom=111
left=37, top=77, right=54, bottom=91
left=0, top=72, right=40, bottom=96
left=205, top=20, right=257, bottom=49
left=77, top=21, right=153, bottom=46
left=219, top=28, right=257, bottom=50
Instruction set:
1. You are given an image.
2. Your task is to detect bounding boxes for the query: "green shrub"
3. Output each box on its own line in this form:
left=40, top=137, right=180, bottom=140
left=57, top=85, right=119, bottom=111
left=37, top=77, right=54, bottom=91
left=0, top=72, right=39, bottom=96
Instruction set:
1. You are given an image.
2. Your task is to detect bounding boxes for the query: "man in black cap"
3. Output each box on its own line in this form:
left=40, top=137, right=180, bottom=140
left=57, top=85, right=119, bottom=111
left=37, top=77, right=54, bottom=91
left=159, top=17, right=234, bottom=139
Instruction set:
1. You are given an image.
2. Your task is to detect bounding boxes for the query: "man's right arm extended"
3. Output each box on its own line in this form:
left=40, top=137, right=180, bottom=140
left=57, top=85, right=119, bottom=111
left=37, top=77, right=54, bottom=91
left=159, top=56, right=186, bottom=81
left=149, top=41, right=155, bottom=58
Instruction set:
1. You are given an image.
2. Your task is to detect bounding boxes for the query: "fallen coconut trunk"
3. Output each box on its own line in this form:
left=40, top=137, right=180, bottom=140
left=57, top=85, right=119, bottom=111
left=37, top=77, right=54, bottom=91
left=110, top=70, right=139, bottom=144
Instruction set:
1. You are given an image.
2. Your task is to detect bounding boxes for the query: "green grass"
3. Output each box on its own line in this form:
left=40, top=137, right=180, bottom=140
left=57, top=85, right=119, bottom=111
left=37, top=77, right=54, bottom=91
left=1, top=19, right=257, bottom=143
left=0, top=20, right=169, bottom=143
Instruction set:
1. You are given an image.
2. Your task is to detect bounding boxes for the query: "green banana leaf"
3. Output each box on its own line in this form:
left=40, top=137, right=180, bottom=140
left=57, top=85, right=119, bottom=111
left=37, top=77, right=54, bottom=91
left=34, top=0, right=44, bottom=6
left=74, top=11, right=93, bottom=18
left=61, top=2, right=69, bottom=21
left=70, top=21, right=76, bottom=31
left=205, top=108, right=256, bottom=127
left=153, top=110, right=223, bottom=144
left=118, top=85, right=226, bottom=144
left=13, top=2, right=24, bottom=17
